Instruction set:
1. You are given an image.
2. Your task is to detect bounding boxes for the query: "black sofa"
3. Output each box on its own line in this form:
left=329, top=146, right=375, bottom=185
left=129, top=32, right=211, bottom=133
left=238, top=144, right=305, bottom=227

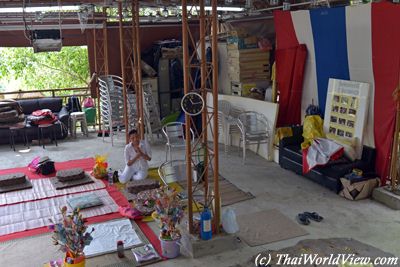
left=279, top=125, right=376, bottom=193
left=0, top=98, right=69, bottom=145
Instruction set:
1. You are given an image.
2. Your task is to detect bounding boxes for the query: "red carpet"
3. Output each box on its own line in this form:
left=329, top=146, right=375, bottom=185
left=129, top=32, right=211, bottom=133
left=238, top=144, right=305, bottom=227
left=0, top=158, right=162, bottom=257
left=0, top=158, right=96, bottom=179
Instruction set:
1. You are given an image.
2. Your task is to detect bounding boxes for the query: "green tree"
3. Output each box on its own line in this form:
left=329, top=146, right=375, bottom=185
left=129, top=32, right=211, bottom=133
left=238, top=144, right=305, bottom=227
left=0, top=46, right=89, bottom=91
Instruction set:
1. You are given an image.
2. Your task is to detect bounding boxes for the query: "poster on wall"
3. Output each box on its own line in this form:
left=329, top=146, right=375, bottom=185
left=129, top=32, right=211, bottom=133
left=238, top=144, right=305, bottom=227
left=324, top=78, right=369, bottom=159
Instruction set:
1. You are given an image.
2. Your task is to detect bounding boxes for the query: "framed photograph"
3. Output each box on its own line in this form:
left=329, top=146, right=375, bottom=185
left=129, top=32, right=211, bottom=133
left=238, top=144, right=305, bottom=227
left=340, top=107, right=348, bottom=114
left=329, top=127, right=337, bottom=134
left=350, top=97, right=358, bottom=108
left=345, top=132, right=353, bottom=138
left=347, top=120, right=355, bottom=128
left=333, top=95, right=340, bottom=103
left=339, top=118, right=346, bottom=125
left=348, top=108, right=357, bottom=116
left=331, top=116, right=338, bottom=123
left=332, top=106, right=339, bottom=113
left=337, top=129, right=344, bottom=137
left=341, top=96, right=349, bottom=106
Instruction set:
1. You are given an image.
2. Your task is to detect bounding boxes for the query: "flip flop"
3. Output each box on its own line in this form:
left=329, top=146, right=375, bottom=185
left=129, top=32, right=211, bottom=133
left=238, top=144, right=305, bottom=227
left=296, top=213, right=310, bottom=225
left=304, top=211, right=324, bottom=222
left=118, top=206, right=143, bottom=220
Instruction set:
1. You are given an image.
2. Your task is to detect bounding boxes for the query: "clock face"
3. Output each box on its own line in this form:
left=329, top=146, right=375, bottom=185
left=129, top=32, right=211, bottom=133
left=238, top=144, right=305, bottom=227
left=181, top=92, right=205, bottom=116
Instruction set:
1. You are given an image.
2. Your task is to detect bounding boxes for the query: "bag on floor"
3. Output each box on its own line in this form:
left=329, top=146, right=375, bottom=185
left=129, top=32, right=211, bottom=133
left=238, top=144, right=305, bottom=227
left=28, top=156, right=41, bottom=173
left=83, top=97, right=95, bottom=108
left=37, top=160, right=56, bottom=175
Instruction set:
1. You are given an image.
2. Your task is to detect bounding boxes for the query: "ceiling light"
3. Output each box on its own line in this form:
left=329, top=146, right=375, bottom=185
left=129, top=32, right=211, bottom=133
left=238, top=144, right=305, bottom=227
left=269, top=0, right=279, bottom=6
left=35, top=11, right=44, bottom=22
left=122, top=7, right=129, bottom=18
left=283, top=1, right=290, bottom=10
left=162, top=7, right=169, bottom=17
left=178, top=6, right=244, bottom=12
left=155, top=11, right=162, bottom=21
left=0, top=6, right=80, bottom=13
left=245, top=0, right=253, bottom=9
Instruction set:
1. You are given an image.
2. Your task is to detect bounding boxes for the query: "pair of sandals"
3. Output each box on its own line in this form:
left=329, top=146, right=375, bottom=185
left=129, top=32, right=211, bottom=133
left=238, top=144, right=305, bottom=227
left=296, top=212, right=323, bottom=225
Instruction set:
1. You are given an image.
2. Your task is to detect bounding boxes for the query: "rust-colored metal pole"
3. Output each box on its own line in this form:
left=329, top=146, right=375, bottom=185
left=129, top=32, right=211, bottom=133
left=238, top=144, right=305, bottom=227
left=93, top=27, right=101, bottom=130
left=134, top=0, right=145, bottom=140
left=199, top=0, right=209, bottom=207
left=390, top=102, right=400, bottom=191
left=131, top=1, right=141, bottom=135
left=182, top=0, right=193, bottom=234
left=211, top=0, right=220, bottom=234
left=118, top=1, right=129, bottom=143
left=103, top=7, right=109, bottom=75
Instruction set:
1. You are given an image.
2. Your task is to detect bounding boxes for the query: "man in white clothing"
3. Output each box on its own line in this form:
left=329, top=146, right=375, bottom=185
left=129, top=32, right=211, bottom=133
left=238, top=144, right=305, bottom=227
left=119, top=129, right=152, bottom=183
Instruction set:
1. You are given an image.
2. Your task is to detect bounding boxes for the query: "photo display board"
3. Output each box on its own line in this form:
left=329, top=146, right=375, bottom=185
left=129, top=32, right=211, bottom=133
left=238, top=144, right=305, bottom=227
left=324, top=78, right=370, bottom=159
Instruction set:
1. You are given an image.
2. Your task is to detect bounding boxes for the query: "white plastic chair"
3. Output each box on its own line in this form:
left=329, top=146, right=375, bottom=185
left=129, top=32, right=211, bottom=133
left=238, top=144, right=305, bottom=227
left=98, top=75, right=125, bottom=146
left=158, top=159, right=195, bottom=185
left=162, top=122, right=194, bottom=161
left=218, top=100, right=242, bottom=153
left=237, top=111, right=271, bottom=164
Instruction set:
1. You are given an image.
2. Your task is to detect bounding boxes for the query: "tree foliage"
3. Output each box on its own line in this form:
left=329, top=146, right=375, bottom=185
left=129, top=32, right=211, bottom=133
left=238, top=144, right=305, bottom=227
left=0, top=46, right=89, bottom=91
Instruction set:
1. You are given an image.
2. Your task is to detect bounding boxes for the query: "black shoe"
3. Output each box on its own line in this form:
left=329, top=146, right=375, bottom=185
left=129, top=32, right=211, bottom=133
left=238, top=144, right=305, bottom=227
left=304, top=211, right=324, bottom=222
left=296, top=213, right=310, bottom=225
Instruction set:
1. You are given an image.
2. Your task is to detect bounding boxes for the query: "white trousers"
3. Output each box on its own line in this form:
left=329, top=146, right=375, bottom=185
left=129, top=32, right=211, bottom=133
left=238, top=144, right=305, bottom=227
left=119, top=165, right=148, bottom=183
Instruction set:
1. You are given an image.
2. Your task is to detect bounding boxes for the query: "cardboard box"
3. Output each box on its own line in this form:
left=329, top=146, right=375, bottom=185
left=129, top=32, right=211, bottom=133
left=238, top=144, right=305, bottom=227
left=231, top=81, right=269, bottom=97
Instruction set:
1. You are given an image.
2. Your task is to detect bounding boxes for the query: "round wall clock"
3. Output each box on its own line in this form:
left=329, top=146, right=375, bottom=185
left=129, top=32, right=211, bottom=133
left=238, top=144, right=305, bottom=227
left=181, top=92, right=205, bottom=116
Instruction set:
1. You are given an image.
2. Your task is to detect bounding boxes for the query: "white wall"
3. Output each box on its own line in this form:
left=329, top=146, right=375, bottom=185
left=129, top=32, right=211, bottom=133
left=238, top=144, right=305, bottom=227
left=207, top=93, right=279, bottom=161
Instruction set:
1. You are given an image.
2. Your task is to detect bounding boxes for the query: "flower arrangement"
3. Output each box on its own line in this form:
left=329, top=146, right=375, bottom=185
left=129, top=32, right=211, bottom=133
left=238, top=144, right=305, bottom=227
left=92, top=154, right=108, bottom=179
left=49, top=207, right=94, bottom=259
left=153, top=186, right=185, bottom=241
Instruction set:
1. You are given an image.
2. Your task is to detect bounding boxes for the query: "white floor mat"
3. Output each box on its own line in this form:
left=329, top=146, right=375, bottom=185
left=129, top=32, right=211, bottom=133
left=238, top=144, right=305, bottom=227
left=0, top=189, right=118, bottom=236
left=0, top=174, right=105, bottom=206
left=84, top=219, right=143, bottom=257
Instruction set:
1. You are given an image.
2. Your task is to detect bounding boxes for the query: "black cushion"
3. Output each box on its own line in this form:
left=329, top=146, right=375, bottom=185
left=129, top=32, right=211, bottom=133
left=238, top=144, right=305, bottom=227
left=18, top=99, right=40, bottom=115
left=38, top=98, right=62, bottom=112
left=317, top=162, right=353, bottom=179
left=282, top=144, right=303, bottom=163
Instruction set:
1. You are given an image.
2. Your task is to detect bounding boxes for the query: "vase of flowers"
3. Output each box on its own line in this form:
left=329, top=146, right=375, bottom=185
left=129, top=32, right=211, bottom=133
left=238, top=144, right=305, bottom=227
left=153, top=186, right=184, bottom=258
left=92, top=154, right=108, bottom=179
left=49, top=207, right=94, bottom=267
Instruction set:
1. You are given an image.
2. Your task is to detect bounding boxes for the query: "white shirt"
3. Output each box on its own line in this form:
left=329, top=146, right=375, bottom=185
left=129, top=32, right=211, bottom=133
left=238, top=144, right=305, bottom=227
left=124, top=140, right=152, bottom=171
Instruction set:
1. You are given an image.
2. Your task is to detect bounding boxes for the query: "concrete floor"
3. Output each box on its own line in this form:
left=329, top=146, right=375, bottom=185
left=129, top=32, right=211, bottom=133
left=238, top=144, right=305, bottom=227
left=0, top=131, right=399, bottom=267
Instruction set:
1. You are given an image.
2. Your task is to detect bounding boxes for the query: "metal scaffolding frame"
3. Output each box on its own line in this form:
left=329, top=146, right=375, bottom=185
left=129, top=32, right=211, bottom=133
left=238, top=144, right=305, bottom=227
left=118, top=1, right=129, bottom=143
left=132, top=0, right=145, bottom=140
left=91, top=0, right=222, bottom=235
left=116, top=0, right=144, bottom=143
left=182, top=0, right=221, bottom=234
left=93, top=7, right=109, bottom=131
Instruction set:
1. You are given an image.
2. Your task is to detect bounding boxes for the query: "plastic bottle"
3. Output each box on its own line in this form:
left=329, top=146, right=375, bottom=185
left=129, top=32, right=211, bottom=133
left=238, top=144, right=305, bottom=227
left=200, top=208, right=212, bottom=240
left=108, top=168, right=114, bottom=185
left=117, top=240, right=124, bottom=258
left=221, top=208, right=239, bottom=234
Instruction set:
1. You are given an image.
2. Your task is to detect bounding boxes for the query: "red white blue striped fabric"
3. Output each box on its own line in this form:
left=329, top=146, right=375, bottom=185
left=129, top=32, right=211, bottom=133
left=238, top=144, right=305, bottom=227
left=274, top=2, right=400, bottom=183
